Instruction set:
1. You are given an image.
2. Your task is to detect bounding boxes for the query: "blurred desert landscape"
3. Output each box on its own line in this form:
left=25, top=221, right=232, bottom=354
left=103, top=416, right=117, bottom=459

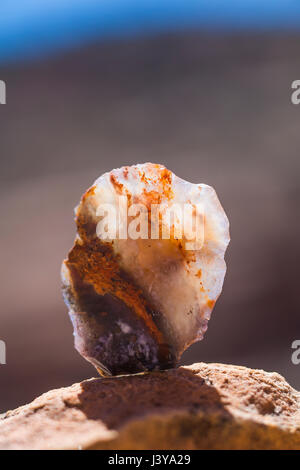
left=0, top=32, right=300, bottom=412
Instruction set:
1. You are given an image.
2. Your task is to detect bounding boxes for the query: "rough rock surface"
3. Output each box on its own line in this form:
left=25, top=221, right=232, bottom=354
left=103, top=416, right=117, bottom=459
left=1, top=363, right=300, bottom=450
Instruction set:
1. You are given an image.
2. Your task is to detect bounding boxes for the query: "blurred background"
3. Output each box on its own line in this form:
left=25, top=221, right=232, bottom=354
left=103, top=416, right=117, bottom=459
left=0, top=0, right=300, bottom=412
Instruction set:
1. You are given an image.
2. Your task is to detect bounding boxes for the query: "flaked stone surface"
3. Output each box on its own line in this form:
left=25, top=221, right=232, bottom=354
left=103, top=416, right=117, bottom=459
left=1, top=363, right=300, bottom=450
left=62, top=163, right=230, bottom=376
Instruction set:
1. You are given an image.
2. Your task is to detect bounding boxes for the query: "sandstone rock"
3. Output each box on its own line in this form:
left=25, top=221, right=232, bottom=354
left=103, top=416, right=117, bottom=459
left=1, top=363, right=300, bottom=450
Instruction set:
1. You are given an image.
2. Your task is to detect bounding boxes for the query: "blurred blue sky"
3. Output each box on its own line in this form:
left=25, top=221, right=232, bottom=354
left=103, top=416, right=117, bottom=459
left=1, top=0, right=300, bottom=63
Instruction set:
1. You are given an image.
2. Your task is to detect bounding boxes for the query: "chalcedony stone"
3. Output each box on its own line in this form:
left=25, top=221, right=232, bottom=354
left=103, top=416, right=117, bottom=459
left=61, top=163, right=230, bottom=375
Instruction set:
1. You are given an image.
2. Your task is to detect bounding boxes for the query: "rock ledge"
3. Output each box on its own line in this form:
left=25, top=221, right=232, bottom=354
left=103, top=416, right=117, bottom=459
left=1, top=363, right=300, bottom=450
